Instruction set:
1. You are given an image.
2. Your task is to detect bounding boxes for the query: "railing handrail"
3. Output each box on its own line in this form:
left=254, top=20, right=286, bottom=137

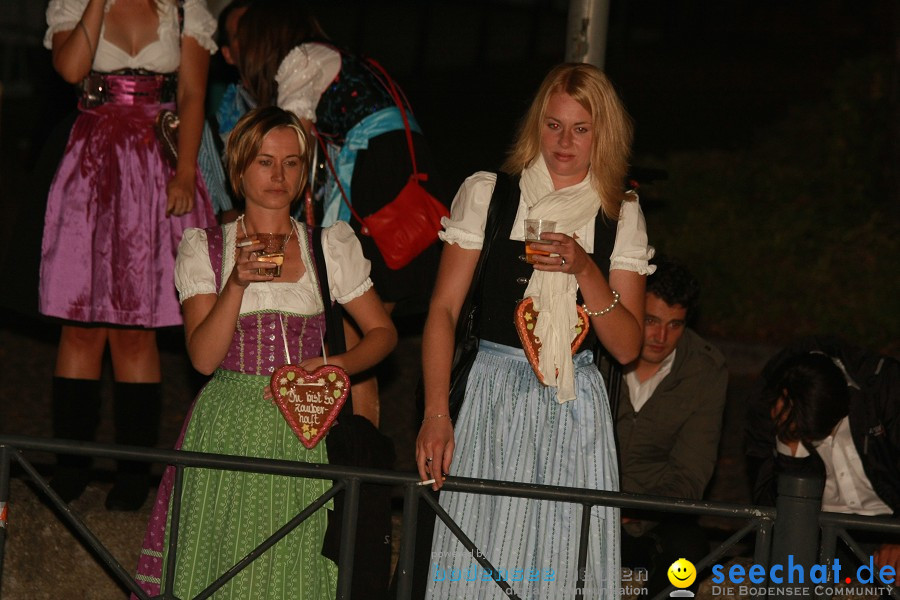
left=4, top=433, right=899, bottom=532
left=0, top=433, right=778, bottom=519
left=819, top=509, right=900, bottom=531
left=3, top=434, right=899, bottom=600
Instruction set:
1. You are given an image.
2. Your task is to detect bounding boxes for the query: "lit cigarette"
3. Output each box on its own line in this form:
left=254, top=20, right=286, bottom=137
left=236, top=239, right=256, bottom=248
left=417, top=478, right=436, bottom=486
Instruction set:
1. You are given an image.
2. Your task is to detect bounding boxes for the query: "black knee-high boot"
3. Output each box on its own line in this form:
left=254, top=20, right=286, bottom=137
left=50, top=376, right=102, bottom=502
left=105, top=381, right=161, bottom=511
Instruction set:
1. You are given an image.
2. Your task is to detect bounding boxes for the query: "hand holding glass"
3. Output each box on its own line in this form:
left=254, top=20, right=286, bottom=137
left=524, top=219, right=556, bottom=264
left=254, top=233, right=288, bottom=277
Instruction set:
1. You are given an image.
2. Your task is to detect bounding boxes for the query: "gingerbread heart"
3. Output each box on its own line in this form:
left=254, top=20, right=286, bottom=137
left=269, top=364, right=350, bottom=449
left=514, top=298, right=590, bottom=385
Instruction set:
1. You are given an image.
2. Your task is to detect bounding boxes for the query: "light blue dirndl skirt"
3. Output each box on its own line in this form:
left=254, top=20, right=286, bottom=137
left=426, top=340, right=620, bottom=600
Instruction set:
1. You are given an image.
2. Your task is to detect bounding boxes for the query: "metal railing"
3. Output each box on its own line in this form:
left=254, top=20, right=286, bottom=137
left=773, top=475, right=900, bottom=600
left=1, top=434, right=898, bottom=600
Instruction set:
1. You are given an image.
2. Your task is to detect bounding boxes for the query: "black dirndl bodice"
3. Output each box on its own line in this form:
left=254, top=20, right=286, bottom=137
left=314, top=49, right=394, bottom=142
left=477, top=181, right=618, bottom=351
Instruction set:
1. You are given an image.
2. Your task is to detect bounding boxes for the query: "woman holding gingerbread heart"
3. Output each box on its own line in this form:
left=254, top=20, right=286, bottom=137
left=132, top=106, right=396, bottom=599
left=416, top=63, right=655, bottom=599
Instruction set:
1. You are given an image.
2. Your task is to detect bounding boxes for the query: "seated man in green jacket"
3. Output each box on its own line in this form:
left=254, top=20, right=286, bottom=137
left=615, top=258, right=729, bottom=596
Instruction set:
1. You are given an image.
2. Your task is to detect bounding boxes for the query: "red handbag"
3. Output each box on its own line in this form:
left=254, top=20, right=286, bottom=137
left=362, top=173, right=450, bottom=270
left=317, top=60, right=449, bottom=270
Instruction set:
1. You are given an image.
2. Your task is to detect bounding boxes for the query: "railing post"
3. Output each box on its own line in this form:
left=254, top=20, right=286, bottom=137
left=394, top=483, right=420, bottom=600
left=0, top=445, right=10, bottom=583
left=163, top=464, right=185, bottom=598
left=817, top=525, right=838, bottom=600
left=574, top=503, right=591, bottom=600
left=754, top=518, right=773, bottom=574
left=336, top=477, right=361, bottom=600
left=770, top=472, right=824, bottom=596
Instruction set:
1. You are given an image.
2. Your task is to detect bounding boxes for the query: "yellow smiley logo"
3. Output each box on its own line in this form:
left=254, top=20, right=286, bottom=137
left=667, top=558, right=697, bottom=588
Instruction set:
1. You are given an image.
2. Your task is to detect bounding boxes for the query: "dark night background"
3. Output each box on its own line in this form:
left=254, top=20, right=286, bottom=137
left=1, top=0, right=897, bottom=350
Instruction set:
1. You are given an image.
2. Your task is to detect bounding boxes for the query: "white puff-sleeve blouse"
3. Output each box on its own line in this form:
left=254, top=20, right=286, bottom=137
left=45, top=0, right=217, bottom=72
left=275, top=43, right=342, bottom=122
left=174, top=221, right=373, bottom=315
left=440, top=171, right=655, bottom=275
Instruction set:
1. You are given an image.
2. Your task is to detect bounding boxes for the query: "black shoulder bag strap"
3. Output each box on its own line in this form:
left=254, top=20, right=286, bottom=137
left=456, top=171, right=512, bottom=344
left=309, top=226, right=352, bottom=416
left=310, top=226, right=395, bottom=593
left=176, top=0, right=185, bottom=33
left=444, top=171, right=514, bottom=419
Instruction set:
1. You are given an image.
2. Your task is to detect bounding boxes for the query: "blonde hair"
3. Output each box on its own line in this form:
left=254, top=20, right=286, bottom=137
left=502, top=63, right=634, bottom=220
left=225, top=107, right=311, bottom=202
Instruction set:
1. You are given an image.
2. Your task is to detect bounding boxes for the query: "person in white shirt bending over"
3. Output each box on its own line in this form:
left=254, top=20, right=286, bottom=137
left=748, top=344, right=900, bottom=577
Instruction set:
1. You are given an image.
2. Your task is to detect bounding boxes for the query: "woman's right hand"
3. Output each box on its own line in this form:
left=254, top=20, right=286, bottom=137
left=416, top=417, right=455, bottom=491
left=228, top=239, right=275, bottom=288
left=166, top=171, right=197, bottom=216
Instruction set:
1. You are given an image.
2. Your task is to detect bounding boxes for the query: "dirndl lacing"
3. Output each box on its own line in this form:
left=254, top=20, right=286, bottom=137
left=80, top=69, right=177, bottom=108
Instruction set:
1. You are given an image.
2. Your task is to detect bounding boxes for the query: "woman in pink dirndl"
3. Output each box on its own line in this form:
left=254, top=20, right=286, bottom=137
left=40, top=0, right=217, bottom=510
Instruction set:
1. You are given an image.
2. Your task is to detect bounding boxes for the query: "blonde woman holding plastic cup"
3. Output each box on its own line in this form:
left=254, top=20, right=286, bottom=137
left=416, top=63, right=654, bottom=599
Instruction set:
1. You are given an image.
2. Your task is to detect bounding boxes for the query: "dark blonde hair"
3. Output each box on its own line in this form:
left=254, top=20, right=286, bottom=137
left=217, top=0, right=253, bottom=48
left=236, top=0, right=328, bottom=107
left=766, top=353, right=849, bottom=444
left=502, top=63, right=633, bottom=219
left=225, top=107, right=311, bottom=202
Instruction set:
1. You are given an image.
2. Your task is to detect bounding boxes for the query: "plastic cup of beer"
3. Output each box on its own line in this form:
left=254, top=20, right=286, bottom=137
left=255, top=233, right=288, bottom=277
left=524, top=219, right=556, bottom=264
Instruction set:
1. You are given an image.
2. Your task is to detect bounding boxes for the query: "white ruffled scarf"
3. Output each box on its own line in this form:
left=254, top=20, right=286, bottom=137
left=520, top=156, right=601, bottom=402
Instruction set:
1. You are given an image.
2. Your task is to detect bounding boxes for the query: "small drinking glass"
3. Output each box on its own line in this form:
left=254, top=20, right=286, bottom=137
left=524, top=219, right=556, bottom=264
left=255, top=233, right=288, bottom=277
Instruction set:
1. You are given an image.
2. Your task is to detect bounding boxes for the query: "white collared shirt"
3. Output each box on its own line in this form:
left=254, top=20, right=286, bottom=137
left=625, top=349, right=677, bottom=413
left=776, top=417, right=892, bottom=515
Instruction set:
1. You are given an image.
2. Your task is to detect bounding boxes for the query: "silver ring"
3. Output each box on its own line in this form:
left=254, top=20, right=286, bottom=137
left=560, top=257, right=567, bottom=265
left=425, top=457, right=433, bottom=462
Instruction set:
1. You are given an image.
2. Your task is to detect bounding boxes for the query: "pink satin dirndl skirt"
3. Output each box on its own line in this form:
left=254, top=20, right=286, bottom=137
left=39, top=99, right=215, bottom=328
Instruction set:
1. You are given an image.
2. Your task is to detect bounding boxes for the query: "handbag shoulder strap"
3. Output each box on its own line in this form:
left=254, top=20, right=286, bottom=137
left=310, top=226, right=346, bottom=355
left=456, top=171, right=514, bottom=341
left=313, top=129, right=369, bottom=233
left=475, top=171, right=512, bottom=295
left=177, top=0, right=185, bottom=35
left=205, top=224, right=226, bottom=292
left=310, top=226, right=353, bottom=417
left=363, top=58, right=420, bottom=179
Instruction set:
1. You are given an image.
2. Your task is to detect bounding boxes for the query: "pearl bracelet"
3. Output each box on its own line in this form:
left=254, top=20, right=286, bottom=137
left=423, top=413, right=449, bottom=422
left=583, top=290, right=620, bottom=317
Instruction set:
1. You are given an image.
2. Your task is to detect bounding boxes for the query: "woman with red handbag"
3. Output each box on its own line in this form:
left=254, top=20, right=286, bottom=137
left=233, top=0, right=449, bottom=432
left=40, top=0, right=217, bottom=510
